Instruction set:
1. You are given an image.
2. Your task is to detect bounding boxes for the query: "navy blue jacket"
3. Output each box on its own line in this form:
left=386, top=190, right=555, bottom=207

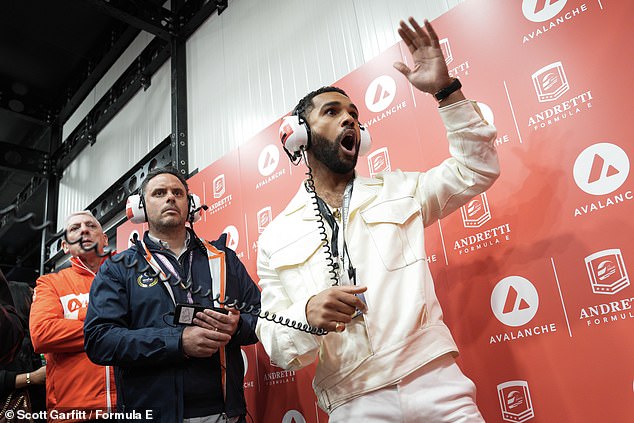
left=84, top=230, right=260, bottom=422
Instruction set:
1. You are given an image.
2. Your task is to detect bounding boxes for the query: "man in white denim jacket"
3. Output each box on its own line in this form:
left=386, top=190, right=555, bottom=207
left=256, top=18, right=499, bottom=422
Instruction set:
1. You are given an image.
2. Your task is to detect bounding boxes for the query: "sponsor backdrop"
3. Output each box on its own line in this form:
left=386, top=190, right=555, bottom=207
left=118, top=0, right=633, bottom=421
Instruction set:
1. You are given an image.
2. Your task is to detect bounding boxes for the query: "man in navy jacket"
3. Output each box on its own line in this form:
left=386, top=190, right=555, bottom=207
left=85, top=167, right=260, bottom=423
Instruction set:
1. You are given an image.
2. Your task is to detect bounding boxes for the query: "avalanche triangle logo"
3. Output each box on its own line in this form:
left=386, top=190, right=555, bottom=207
left=573, top=143, right=630, bottom=195
left=365, top=75, right=396, bottom=113
left=222, top=225, right=239, bottom=251
left=522, top=0, right=568, bottom=22
left=491, top=276, right=539, bottom=327
left=258, top=144, right=280, bottom=177
left=502, top=286, right=531, bottom=313
left=282, top=410, right=306, bottom=423
left=588, top=155, right=620, bottom=182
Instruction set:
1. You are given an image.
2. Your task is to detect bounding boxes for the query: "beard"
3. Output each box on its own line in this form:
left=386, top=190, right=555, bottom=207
left=310, top=131, right=359, bottom=174
left=150, top=210, right=186, bottom=232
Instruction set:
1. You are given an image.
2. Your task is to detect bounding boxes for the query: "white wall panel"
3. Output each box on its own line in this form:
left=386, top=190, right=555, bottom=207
left=352, top=0, right=451, bottom=62
left=187, top=0, right=365, bottom=172
left=187, top=0, right=457, bottom=173
left=57, top=60, right=170, bottom=229
left=56, top=0, right=461, bottom=228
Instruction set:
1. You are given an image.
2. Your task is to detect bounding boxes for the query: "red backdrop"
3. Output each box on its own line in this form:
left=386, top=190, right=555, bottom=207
left=117, top=0, right=634, bottom=421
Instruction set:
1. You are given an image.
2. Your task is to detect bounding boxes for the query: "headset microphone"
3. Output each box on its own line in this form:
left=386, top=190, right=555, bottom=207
left=189, top=204, right=209, bottom=225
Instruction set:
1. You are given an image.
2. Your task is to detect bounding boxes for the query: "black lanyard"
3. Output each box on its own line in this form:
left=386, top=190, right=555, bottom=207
left=314, top=181, right=356, bottom=283
left=315, top=196, right=340, bottom=258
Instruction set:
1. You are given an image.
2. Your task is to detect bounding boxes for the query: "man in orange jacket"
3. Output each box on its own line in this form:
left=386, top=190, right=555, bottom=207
left=30, top=211, right=116, bottom=422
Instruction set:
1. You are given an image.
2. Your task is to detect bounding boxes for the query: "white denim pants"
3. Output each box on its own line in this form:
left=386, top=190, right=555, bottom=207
left=329, top=354, right=485, bottom=423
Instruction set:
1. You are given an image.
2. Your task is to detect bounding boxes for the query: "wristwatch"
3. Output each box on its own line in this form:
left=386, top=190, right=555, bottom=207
left=434, top=78, right=462, bottom=102
left=26, top=372, right=31, bottom=385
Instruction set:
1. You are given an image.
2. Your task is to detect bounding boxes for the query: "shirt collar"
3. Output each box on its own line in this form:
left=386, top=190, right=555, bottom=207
left=146, top=230, right=191, bottom=259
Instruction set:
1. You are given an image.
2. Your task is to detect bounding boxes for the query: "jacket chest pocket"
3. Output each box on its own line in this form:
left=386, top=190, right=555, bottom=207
left=269, top=229, right=332, bottom=300
left=360, top=197, right=425, bottom=271
left=129, top=277, right=175, bottom=327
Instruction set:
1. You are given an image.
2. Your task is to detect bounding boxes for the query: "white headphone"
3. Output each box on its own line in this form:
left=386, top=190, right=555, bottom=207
left=279, top=114, right=372, bottom=162
left=125, top=193, right=203, bottom=224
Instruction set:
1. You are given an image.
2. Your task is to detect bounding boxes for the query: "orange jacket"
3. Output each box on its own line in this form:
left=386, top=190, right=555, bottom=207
left=30, top=257, right=115, bottom=422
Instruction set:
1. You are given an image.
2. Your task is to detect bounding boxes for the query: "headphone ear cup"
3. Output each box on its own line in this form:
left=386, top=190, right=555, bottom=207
left=126, top=194, right=146, bottom=224
left=188, top=193, right=202, bottom=223
left=279, top=115, right=309, bottom=159
left=358, top=124, right=372, bottom=156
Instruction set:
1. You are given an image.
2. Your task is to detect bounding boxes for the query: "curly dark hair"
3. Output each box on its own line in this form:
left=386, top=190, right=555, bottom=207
left=293, top=86, right=349, bottom=121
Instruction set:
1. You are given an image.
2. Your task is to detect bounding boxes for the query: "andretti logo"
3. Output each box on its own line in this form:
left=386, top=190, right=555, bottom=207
left=532, top=61, right=569, bottom=102
left=528, top=61, right=592, bottom=131
left=365, top=75, right=396, bottom=113
left=585, top=249, right=629, bottom=295
left=497, top=380, right=535, bottom=423
left=461, top=192, right=491, bottom=228
left=213, top=174, right=225, bottom=199
left=367, top=147, right=391, bottom=178
left=439, top=38, right=453, bottom=64
left=522, top=0, right=567, bottom=22
left=257, top=206, right=272, bottom=233
left=438, top=37, right=470, bottom=79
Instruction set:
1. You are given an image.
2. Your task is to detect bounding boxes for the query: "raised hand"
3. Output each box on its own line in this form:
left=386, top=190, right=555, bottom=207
left=393, top=17, right=454, bottom=95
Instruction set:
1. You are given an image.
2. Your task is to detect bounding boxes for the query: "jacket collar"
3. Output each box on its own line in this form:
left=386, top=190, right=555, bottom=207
left=141, top=229, right=194, bottom=256
left=285, top=173, right=379, bottom=221
left=70, top=255, right=110, bottom=277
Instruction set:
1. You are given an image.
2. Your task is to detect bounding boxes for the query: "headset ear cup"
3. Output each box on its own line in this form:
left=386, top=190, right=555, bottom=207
left=358, top=125, right=372, bottom=156
left=279, top=115, right=309, bottom=159
left=188, top=194, right=202, bottom=223
left=126, top=194, right=146, bottom=224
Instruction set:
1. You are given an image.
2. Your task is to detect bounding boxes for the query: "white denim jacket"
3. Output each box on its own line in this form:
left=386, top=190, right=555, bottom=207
left=256, top=99, right=500, bottom=413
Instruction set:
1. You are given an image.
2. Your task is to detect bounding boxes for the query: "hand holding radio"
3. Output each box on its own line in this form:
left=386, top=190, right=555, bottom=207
left=193, top=307, right=241, bottom=337
left=181, top=324, right=231, bottom=358
left=393, top=17, right=460, bottom=99
left=306, top=286, right=368, bottom=332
